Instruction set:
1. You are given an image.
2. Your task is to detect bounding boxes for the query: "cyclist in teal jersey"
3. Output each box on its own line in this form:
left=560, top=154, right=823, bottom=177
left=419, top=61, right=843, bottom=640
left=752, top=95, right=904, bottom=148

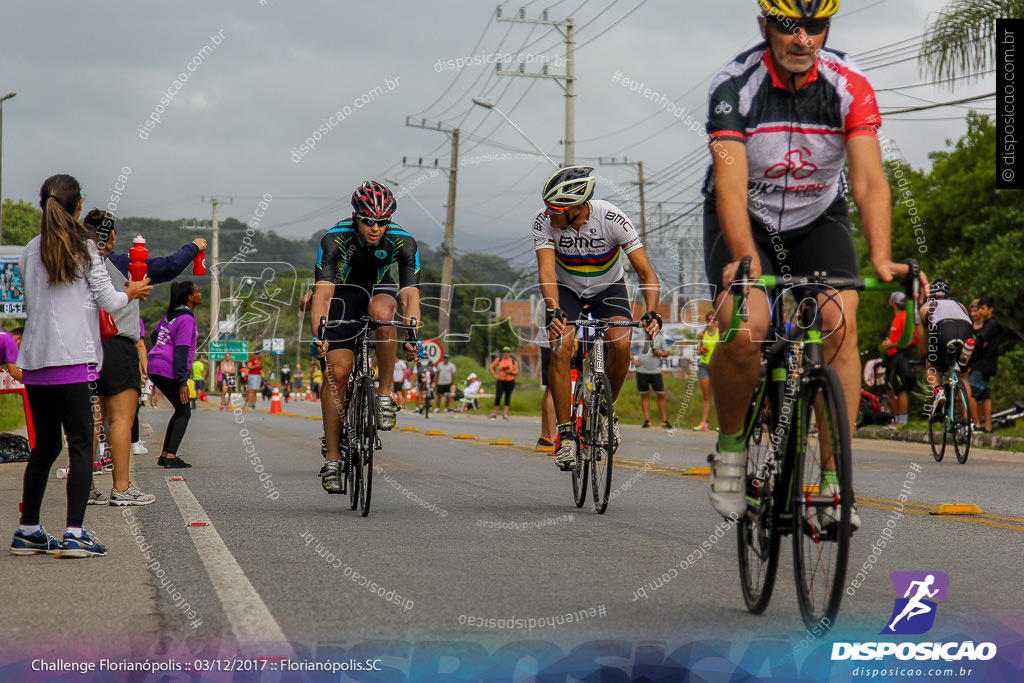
left=310, top=181, right=420, bottom=493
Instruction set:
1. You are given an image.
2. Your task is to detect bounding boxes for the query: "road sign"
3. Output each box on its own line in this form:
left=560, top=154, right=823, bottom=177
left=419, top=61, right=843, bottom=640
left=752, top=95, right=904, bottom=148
left=271, top=338, right=285, bottom=355
left=209, top=340, right=248, bottom=361
left=420, top=339, right=443, bottom=366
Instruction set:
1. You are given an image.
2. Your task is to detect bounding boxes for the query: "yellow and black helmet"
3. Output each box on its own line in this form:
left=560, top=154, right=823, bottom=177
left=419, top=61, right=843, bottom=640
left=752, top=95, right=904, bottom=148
left=756, top=0, right=839, bottom=19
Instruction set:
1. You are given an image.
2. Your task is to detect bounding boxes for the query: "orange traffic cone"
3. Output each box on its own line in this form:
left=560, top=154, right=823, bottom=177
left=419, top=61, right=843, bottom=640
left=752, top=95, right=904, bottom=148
left=305, top=386, right=313, bottom=401
left=270, top=384, right=283, bottom=414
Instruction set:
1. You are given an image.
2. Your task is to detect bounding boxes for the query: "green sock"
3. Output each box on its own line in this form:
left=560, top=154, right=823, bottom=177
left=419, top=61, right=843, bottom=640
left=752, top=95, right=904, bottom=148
left=821, top=470, right=839, bottom=485
left=717, top=431, right=744, bottom=453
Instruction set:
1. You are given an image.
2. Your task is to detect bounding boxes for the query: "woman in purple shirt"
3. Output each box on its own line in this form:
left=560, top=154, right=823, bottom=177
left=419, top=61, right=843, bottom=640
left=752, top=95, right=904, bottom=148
left=147, top=280, right=201, bottom=468
left=10, top=174, right=151, bottom=559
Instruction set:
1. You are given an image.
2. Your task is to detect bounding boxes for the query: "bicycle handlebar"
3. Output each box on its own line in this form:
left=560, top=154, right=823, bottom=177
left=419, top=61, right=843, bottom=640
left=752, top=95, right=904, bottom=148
left=720, top=258, right=921, bottom=348
left=552, top=318, right=653, bottom=354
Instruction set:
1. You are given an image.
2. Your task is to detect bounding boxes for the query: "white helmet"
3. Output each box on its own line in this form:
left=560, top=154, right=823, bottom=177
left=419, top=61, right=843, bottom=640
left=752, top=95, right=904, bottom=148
left=542, top=166, right=596, bottom=209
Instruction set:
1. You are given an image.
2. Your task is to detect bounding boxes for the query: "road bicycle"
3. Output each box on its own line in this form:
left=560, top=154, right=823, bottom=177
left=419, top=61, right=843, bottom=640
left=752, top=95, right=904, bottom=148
left=556, top=315, right=650, bottom=514
left=419, top=377, right=434, bottom=419
left=927, top=341, right=972, bottom=464
left=725, top=257, right=920, bottom=629
left=319, top=316, right=418, bottom=517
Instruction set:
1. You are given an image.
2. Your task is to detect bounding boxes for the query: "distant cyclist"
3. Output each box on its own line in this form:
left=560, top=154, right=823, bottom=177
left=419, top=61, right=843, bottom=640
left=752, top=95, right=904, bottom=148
left=535, top=166, right=662, bottom=471
left=916, top=280, right=973, bottom=398
left=702, top=0, right=925, bottom=525
left=310, top=181, right=421, bottom=493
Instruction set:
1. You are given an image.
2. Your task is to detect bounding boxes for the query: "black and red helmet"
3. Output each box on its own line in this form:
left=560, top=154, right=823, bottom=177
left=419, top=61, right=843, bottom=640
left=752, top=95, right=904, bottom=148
left=351, top=181, right=397, bottom=220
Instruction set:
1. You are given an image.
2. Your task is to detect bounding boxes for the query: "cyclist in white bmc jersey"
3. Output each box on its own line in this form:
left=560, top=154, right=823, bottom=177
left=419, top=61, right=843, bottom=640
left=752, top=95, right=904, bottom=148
left=536, top=166, right=663, bottom=471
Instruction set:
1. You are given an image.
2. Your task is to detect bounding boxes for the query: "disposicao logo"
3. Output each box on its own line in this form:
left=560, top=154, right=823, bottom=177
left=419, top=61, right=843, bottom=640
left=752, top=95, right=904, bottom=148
left=882, top=571, right=948, bottom=635
left=832, top=570, right=997, bottom=663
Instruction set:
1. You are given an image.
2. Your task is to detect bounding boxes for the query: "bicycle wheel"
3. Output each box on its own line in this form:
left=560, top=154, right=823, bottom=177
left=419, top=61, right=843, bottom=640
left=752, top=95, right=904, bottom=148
left=738, top=380, right=781, bottom=615
left=347, top=387, right=360, bottom=511
left=952, top=381, right=971, bottom=464
left=570, top=378, right=588, bottom=508
left=928, top=392, right=946, bottom=462
left=357, top=378, right=376, bottom=516
left=792, top=365, right=851, bottom=630
left=589, top=374, right=615, bottom=514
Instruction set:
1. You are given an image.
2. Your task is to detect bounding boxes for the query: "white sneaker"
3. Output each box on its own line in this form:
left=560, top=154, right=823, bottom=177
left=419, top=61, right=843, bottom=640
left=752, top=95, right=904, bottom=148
left=109, top=482, right=156, bottom=506
left=819, top=480, right=861, bottom=532
left=131, top=441, right=149, bottom=455
left=554, top=438, right=578, bottom=471
left=708, top=451, right=746, bottom=518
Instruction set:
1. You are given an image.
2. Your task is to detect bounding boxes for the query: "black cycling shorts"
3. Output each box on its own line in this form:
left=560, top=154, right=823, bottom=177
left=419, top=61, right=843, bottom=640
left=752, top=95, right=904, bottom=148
left=324, top=282, right=399, bottom=351
left=558, top=280, right=632, bottom=324
left=97, top=335, right=143, bottom=397
left=927, top=319, right=974, bottom=373
left=884, top=349, right=916, bottom=396
left=703, top=194, right=858, bottom=298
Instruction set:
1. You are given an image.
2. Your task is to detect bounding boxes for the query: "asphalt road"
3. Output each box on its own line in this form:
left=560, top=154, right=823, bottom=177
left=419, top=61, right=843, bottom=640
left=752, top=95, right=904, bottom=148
left=1, top=397, right=1022, bottom=680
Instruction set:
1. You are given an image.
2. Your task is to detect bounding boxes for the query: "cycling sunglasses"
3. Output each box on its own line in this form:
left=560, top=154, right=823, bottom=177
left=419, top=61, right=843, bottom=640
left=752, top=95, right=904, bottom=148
left=767, top=16, right=830, bottom=36
left=543, top=202, right=569, bottom=214
left=358, top=216, right=391, bottom=227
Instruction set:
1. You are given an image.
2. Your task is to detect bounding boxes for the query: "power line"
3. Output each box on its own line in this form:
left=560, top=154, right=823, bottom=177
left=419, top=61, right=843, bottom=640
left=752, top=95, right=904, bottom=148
left=881, top=92, right=995, bottom=115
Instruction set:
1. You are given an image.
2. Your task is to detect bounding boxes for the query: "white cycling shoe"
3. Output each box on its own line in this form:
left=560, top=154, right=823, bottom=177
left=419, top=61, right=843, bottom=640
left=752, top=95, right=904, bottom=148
left=708, top=451, right=746, bottom=519
left=818, top=480, right=862, bottom=532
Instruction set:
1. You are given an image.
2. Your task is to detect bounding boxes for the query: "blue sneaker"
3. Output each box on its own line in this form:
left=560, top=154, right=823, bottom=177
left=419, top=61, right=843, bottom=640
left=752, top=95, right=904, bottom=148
left=9, top=528, right=60, bottom=555
left=58, top=529, right=107, bottom=558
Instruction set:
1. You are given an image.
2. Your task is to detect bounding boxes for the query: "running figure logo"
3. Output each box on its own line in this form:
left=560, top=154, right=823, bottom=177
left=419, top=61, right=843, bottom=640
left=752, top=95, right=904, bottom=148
left=882, top=571, right=949, bottom=635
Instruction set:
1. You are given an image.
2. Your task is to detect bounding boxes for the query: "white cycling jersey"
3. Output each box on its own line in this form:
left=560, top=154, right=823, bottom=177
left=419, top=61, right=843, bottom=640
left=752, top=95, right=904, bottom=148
left=532, top=199, right=643, bottom=297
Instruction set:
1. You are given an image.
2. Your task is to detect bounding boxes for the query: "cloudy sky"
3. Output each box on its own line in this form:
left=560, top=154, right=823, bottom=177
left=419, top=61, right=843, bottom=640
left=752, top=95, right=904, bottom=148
left=0, top=0, right=995, bottom=280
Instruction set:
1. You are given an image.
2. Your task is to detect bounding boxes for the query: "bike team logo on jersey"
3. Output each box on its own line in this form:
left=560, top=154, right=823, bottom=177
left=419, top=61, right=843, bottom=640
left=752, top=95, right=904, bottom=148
left=765, top=146, right=818, bottom=180
left=882, top=571, right=949, bottom=635
left=375, top=249, right=387, bottom=260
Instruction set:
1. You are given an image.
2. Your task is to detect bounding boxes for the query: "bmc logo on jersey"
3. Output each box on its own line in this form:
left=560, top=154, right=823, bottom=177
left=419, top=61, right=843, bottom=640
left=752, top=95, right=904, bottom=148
left=714, top=100, right=733, bottom=115
left=558, top=234, right=605, bottom=250
left=882, top=571, right=948, bottom=635
left=604, top=211, right=632, bottom=229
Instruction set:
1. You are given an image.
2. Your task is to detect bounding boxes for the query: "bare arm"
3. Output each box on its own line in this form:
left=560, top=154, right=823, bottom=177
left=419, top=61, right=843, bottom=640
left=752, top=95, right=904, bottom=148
left=310, top=281, right=333, bottom=357
left=536, top=248, right=563, bottom=340
left=710, top=140, right=760, bottom=282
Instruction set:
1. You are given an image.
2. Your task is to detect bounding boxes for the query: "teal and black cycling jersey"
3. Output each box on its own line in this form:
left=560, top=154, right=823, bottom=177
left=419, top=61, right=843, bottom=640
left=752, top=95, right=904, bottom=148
left=315, top=220, right=420, bottom=289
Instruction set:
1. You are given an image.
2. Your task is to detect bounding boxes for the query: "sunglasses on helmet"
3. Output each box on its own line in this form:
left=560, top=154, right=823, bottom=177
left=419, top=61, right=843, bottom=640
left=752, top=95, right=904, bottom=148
left=767, top=15, right=830, bottom=36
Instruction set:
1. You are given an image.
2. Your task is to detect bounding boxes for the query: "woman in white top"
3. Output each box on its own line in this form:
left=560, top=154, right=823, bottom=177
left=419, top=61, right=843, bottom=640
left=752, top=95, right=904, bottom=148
left=11, top=174, right=150, bottom=558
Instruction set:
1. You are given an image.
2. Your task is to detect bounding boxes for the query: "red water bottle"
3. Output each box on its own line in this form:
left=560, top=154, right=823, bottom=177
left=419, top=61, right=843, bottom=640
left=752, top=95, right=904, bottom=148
left=192, top=250, right=207, bottom=275
left=958, top=337, right=975, bottom=370
left=128, top=235, right=148, bottom=281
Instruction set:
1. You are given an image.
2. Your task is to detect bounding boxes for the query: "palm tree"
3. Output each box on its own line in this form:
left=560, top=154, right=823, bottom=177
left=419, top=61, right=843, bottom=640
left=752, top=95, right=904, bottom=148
left=921, top=0, right=1024, bottom=84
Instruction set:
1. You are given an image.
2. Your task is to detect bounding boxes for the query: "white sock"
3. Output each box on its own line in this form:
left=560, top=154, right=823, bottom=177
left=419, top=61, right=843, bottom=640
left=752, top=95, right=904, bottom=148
left=65, top=526, right=84, bottom=538
left=18, top=524, right=42, bottom=535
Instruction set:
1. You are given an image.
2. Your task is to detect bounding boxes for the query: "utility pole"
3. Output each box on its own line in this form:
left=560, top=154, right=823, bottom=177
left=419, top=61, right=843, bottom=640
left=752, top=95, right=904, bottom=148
left=401, top=119, right=459, bottom=350
left=185, top=196, right=233, bottom=343
left=597, top=157, right=649, bottom=242
left=496, top=8, right=575, bottom=164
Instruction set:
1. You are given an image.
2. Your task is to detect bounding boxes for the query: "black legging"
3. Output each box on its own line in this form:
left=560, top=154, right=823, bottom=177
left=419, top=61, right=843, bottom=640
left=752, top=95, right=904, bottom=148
left=494, top=379, right=515, bottom=407
left=21, top=383, right=96, bottom=528
left=151, top=374, right=191, bottom=455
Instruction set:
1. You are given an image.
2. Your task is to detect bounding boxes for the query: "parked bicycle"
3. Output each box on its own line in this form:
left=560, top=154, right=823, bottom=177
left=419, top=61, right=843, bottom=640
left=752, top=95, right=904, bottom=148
left=556, top=316, right=651, bottom=514
left=927, top=341, right=972, bottom=464
left=725, top=256, right=919, bottom=629
left=319, top=316, right=418, bottom=517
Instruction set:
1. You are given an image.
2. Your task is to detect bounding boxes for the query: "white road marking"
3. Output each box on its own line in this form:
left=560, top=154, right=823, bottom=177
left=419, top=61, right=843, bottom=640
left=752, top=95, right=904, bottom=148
left=165, top=477, right=293, bottom=656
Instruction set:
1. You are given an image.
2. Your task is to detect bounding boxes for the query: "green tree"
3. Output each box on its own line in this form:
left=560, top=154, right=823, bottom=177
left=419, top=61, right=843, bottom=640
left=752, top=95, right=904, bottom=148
left=853, top=112, right=1024, bottom=406
left=921, top=0, right=1024, bottom=84
left=1, top=199, right=41, bottom=245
